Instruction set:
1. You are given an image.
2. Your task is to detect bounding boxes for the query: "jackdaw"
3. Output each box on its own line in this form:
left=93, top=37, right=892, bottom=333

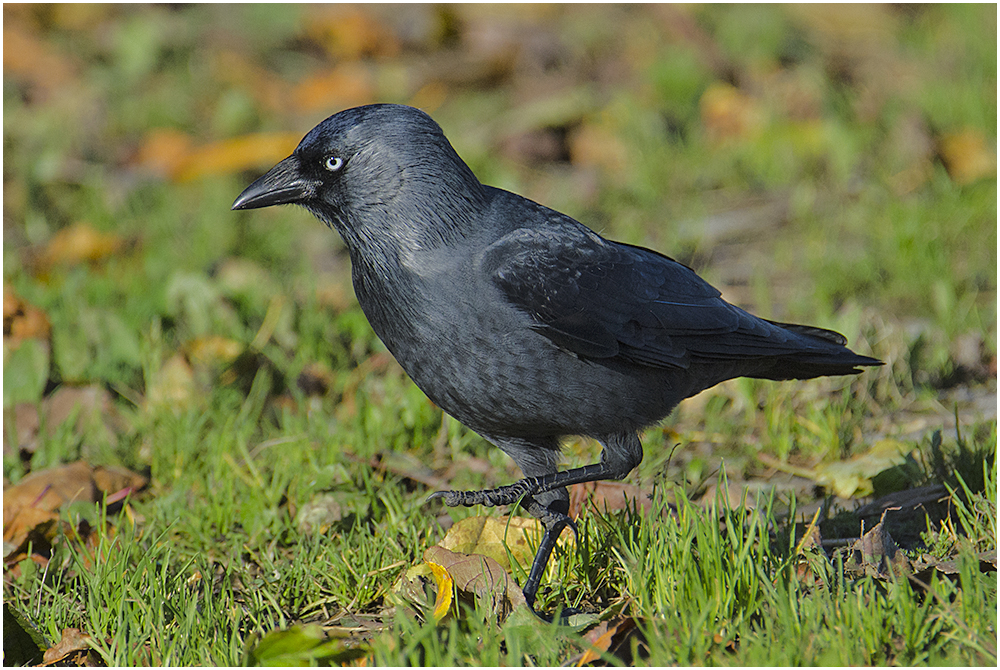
left=233, top=103, right=881, bottom=608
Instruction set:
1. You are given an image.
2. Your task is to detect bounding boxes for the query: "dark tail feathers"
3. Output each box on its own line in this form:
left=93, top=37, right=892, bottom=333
left=755, top=319, right=882, bottom=381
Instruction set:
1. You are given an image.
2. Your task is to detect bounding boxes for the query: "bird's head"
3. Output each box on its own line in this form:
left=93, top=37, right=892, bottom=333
left=232, top=104, right=487, bottom=251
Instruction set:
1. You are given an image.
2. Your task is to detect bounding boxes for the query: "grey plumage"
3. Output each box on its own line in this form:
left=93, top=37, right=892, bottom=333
left=233, top=103, right=881, bottom=609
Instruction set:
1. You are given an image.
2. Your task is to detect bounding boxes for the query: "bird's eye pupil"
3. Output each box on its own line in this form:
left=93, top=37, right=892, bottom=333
left=325, top=156, right=344, bottom=172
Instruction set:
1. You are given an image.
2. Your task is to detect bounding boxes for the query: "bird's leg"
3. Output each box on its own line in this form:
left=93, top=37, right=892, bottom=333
left=427, top=432, right=643, bottom=608
left=519, top=495, right=573, bottom=609
left=428, top=432, right=643, bottom=509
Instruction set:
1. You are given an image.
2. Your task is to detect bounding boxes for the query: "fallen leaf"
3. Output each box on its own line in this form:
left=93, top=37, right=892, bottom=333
left=939, top=129, right=997, bottom=185
left=295, top=493, right=345, bottom=534
left=3, top=506, right=60, bottom=562
left=3, top=284, right=51, bottom=348
left=3, top=461, right=96, bottom=520
left=842, top=516, right=910, bottom=579
left=185, top=336, right=243, bottom=371
left=427, top=560, right=455, bottom=621
left=577, top=616, right=648, bottom=666
left=2, top=22, right=77, bottom=99
left=437, top=515, right=573, bottom=572
left=136, top=131, right=301, bottom=183
left=423, top=545, right=527, bottom=619
left=4, top=385, right=121, bottom=457
left=3, top=461, right=147, bottom=556
left=758, top=439, right=913, bottom=498
left=41, top=628, right=92, bottom=666
left=134, top=128, right=195, bottom=178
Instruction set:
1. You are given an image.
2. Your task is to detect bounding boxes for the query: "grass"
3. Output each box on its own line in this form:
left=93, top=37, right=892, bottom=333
left=3, top=3, right=996, bottom=666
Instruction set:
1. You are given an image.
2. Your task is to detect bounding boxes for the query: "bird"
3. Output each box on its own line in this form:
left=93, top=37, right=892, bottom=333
left=232, top=103, right=881, bottom=610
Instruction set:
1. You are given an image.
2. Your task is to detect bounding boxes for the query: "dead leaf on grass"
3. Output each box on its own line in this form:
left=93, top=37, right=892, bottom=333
left=840, top=516, right=910, bottom=579
left=437, top=515, right=562, bottom=572
left=3, top=283, right=51, bottom=348
left=423, top=545, right=527, bottom=619
left=2, top=22, right=77, bottom=99
left=576, top=616, right=648, bottom=666
left=3, top=460, right=146, bottom=560
left=939, top=129, right=997, bottom=185
left=41, top=628, right=96, bottom=667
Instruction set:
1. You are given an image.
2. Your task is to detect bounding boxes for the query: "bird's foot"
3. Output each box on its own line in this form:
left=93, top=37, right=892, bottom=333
left=426, top=477, right=539, bottom=509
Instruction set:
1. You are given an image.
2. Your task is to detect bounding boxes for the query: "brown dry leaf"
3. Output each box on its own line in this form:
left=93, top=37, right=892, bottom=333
left=90, top=465, right=147, bottom=501
left=304, top=5, right=400, bottom=60
left=38, top=222, right=125, bottom=270
left=3, top=284, right=51, bottom=348
left=3, top=506, right=60, bottom=561
left=48, top=3, right=115, bottom=32
left=145, top=353, right=196, bottom=411
left=3, top=461, right=146, bottom=521
left=423, top=545, right=527, bottom=618
left=2, top=23, right=77, bottom=99
left=41, top=628, right=93, bottom=666
left=843, top=517, right=910, bottom=579
left=3, top=461, right=96, bottom=520
left=577, top=616, right=647, bottom=666
left=437, top=515, right=572, bottom=572
left=292, top=64, right=376, bottom=114
left=939, top=129, right=997, bottom=185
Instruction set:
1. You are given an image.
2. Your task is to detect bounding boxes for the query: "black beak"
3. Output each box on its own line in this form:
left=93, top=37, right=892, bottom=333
left=232, top=155, right=315, bottom=210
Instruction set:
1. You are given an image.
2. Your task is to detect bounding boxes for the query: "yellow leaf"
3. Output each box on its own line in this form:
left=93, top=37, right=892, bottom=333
left=427, top=561, right=454, bottom=621
left=939, top=129, right=997, bottom=185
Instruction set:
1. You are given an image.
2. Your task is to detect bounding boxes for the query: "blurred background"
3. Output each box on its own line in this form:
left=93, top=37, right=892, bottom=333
left=3, top=3, right=996, bottom=487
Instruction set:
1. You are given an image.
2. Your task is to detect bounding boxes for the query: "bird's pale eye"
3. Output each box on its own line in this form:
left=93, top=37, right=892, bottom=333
left=324, top=156, right=344, bottom=172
